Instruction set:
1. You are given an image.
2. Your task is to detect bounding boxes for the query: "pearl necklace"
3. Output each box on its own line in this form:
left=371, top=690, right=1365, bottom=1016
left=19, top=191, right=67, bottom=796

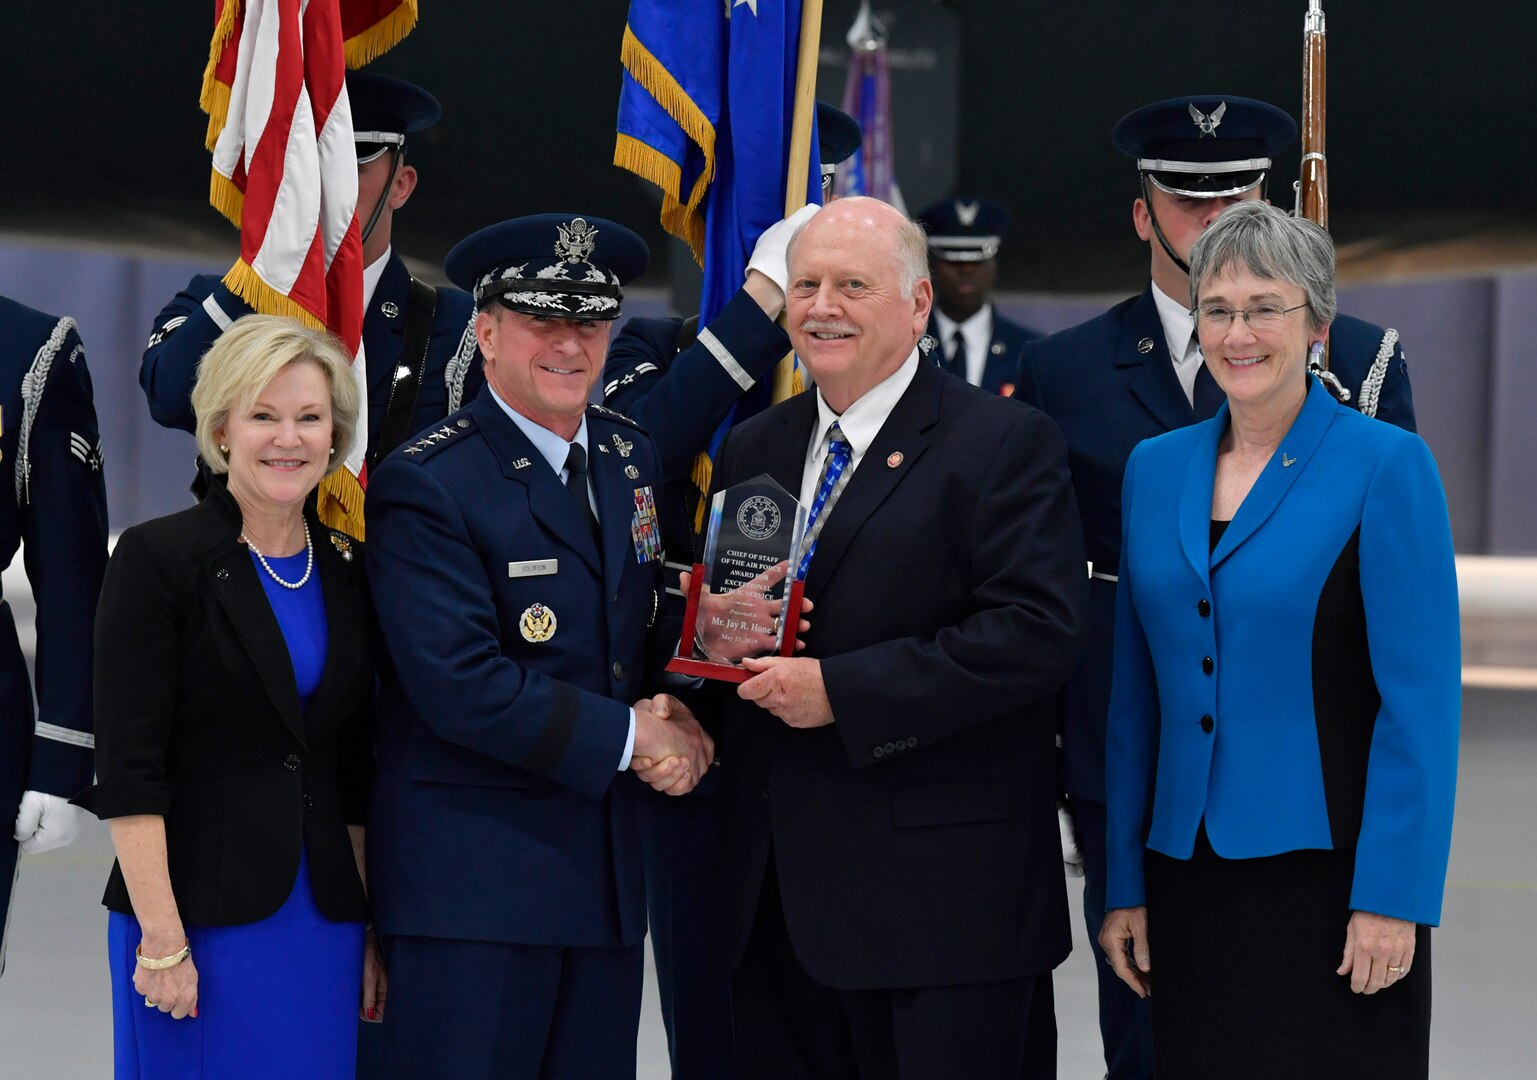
left=240, top=520, right=314, bottom=590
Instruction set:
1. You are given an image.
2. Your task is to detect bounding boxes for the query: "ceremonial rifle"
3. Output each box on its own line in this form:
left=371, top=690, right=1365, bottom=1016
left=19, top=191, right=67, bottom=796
left=1296, top=0, right=1350, bottom=401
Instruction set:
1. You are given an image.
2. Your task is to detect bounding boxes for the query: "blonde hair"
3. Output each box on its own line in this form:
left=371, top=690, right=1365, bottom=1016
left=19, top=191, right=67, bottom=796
left=191, top=315, right=359, bottom=476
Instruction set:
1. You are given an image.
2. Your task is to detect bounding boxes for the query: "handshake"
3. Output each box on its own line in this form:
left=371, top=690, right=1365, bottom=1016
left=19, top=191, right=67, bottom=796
left=630, top=693, right=714, bottom=796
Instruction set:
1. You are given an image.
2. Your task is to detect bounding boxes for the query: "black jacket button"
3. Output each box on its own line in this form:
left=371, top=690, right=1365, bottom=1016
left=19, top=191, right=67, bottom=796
left=906, top=737, right=918, bottom=748
left=1202, top=657, right=1214, bottom=675
left=873, top=746, right=885, bottom=759
left=612, top=662, right=625, bottom=680
left=883, top=742, right=897, bottom=754
left=284, top=754, right=301, bottom=771
left=302, top=794, right=316, bottom=809
left=1200, top=714, right=1214, bottom=733
left=1198, top=599, right=1211, bottom=617
left=761, top=786, right=771, bottom=800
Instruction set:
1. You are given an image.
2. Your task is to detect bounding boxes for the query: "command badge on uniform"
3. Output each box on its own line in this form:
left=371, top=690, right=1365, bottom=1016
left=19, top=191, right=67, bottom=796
left=631, top=486, right=662, bottom=564
left=520, top=602, right=558, bottom=643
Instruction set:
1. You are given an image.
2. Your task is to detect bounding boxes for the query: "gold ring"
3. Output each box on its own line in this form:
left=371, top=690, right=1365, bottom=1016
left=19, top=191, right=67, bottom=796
left=144, top=998, right=158, bottom=1007
left=1387, top=965, right=1406, bottom=973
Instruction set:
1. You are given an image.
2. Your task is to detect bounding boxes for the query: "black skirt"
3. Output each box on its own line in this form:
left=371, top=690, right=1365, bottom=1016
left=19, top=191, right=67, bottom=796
left=1143, top=828, right=1431, bottom=1079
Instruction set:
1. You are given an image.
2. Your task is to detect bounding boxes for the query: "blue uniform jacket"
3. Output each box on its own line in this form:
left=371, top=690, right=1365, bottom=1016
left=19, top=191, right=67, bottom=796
left=0, top=298, right=109, bottom=965
left=364, top=393, right=673, bottom=947
left=1015, top=283, right=1416, bottom=802
left=925, top=307, right=1041, bottom=396
left=1104, top=379, right=1459, bottom=926
left=140, top=252, right=483, bottom=458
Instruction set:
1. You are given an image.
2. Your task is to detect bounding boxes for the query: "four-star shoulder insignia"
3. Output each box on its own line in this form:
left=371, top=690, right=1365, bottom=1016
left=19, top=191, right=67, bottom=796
left=399, top=417, right=474, bottom=461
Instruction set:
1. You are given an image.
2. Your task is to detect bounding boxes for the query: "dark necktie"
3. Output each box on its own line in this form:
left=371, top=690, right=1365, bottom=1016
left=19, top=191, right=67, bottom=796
left=796, top=423, right=853, bottom=579
left=1193, top=358, right=1225, bottom=420
left=946, top=329, right=968, bottom=378
left=564, top=442, right=600, bottom=542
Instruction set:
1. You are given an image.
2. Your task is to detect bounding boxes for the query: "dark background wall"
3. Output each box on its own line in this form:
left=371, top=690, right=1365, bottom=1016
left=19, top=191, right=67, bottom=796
left=4, top=2, right=1530, bottom=292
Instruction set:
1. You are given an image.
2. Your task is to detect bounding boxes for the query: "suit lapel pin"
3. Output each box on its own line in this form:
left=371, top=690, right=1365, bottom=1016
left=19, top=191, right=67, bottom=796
left=886, top=451, right=903, bottom=469
left=520, top=603, right=557, bottom=643
left=1137, top=337, right=1155, bottom=354
left=612, top=434, right=633, bottom=458
left=512, top=457, right=531, bottom=469
left=625, top=464, right=640, bottom=479
left=381, top=301, right=400, bottom=318
left=1282, top=452, right=1296, bottom=468
left=597, top=443, right=609, bottom=453
left=329, top=533, right=353, bottom=561
left=990, top=342, right=1005, bottom=356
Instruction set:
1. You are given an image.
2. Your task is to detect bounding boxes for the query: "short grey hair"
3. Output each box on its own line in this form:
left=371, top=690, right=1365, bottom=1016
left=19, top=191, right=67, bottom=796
left=1188, top=200, right=1337, bottom=333
left=191, top=314, right=360, bottom=477
left=784, top=198, right=931, bottom=299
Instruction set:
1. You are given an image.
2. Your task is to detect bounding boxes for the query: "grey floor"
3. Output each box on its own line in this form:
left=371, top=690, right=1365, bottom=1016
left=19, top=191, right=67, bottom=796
left=1, top=686, right=1531, bottom=1079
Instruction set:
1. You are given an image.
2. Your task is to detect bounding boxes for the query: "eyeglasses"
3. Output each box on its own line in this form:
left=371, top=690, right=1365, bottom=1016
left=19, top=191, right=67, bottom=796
left=1192, top=302, right=1309, bottom=331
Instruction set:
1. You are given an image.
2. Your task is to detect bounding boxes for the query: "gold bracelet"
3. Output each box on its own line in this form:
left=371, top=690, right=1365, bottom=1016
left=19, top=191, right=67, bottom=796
left=135, top=941, right=191, bottom=970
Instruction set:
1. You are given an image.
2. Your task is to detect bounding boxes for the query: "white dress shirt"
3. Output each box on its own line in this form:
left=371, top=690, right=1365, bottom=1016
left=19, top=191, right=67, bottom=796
left=487, top=387, right=636, bottom=771
left=799, top=347, right=922, bottom=509
left=1151, top=280, right=1201, bottom=407
left=930, top=305, right=994, bottom=388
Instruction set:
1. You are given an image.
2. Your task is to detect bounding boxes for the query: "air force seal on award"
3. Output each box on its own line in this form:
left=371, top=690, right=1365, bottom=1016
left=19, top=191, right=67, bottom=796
left=735, top=495, right=782, bottom=541
left=519, top=602, right=557, bottom=643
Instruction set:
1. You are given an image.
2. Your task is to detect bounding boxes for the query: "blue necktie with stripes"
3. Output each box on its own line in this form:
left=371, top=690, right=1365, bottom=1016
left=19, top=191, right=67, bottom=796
left=796, top=422, right=852, bottom=579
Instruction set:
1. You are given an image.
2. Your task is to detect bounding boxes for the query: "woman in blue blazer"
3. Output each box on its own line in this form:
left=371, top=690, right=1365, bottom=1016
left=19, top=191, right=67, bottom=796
left=1098, top=202, right=1459, bottom=1079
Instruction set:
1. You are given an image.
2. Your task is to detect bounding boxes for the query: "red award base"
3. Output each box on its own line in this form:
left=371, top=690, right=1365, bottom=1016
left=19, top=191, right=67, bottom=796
left=666, top=562, right=806, bottom=683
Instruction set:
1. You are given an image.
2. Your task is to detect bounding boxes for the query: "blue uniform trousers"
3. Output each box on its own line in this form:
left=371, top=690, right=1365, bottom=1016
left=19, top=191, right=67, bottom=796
left=382, top=937, right=643, bottom=1080
left=1074, top=798, right=1154, bottom=1079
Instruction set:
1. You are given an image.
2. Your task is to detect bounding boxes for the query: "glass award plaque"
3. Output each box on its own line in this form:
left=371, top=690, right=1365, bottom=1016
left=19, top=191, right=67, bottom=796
left=668, top=474, right=809, bottom=683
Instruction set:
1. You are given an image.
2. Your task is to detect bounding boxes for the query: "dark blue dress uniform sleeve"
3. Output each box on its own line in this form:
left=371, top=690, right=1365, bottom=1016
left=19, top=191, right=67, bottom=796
left=1, top=305, right=110, bottom=800
left=140, top=275, right=251, bottom=433
left=602, top=286, right=790, bottom=482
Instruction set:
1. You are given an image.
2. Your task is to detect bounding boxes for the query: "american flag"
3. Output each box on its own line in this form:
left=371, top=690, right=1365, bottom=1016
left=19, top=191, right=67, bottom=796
left=200, top=0, right=416, bottom=536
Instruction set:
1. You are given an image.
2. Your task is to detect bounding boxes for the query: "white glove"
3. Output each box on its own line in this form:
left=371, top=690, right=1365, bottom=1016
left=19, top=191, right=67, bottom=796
left=1058, top=801, right=1084, bottom=879
left=746, top=203, right=821, bottom=296
left=14, top=791, right=85, bottom=855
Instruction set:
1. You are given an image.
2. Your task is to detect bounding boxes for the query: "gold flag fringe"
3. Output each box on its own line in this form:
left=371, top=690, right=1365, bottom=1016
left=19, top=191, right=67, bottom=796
left=317, top=468, right=366, bottom=540
left=343, top=0, right=418, bottom=68
left=199, top=0, right=242, bottom=150
left=209, top=171, right=244, bottom=229
left=618, top=25, right=715, bottom=266
left=690, top=451, right=713, bottom=535
left=222, top=259, right=327, bottom=330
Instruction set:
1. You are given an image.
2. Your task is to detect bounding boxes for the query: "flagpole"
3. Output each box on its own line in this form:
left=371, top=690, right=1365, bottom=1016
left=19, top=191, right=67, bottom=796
left=772, top=0, right=825, bottom=402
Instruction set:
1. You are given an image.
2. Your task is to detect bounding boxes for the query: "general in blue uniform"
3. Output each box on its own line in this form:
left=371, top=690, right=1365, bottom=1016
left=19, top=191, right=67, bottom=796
left=366, top=215, right=713, bottom=1079
left=917, top=196, right=1041, bottom=395
left=0, top=297, right=109, bottom=974
left=140, top=72, right=482, bottom=470
left=1013, top=95, right=1417, bottom=1080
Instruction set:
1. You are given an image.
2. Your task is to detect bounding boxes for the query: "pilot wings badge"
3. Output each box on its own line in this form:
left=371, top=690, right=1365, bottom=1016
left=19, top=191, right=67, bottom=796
left=1188, top=101, right=1226, bottom=138
left=555, top=218, right=599, bottom=263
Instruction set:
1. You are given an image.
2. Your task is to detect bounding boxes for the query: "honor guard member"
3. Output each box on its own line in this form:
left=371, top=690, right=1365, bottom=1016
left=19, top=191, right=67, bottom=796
left=917, top=195, right=1042, bottom=395
left=600, top=103, right=859, bottom=1080
left=365, top=215, right=715, bottom=1079
left=1013, top=94, right=1417, bottom=1080
left=0, top=297, right=109, bottom=975
left=140, top=71, right=483, bottom=471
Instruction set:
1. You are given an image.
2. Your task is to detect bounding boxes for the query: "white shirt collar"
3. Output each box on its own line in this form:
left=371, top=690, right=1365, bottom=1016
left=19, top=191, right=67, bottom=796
left=362, top=246, right=392, bottom=310
left=801, top=347, right=921, bottom=508
left=1151, top=279, right=1200, bottom=406
left=931, top=305, right=994, bottom=387
left=487, top=385, right=588, bottom=481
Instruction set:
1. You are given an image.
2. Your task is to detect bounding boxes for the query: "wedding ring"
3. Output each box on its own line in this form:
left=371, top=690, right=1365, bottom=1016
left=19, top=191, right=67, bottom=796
left=1386, top=965, right=1405, bottom=973
left=144, top=998, right=158, bottom=1007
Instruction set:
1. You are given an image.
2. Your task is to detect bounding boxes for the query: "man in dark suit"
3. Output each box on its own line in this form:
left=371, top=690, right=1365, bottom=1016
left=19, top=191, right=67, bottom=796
left=0, top=297, right=109, bottom=976
left=706, top=196, right=1086, bottom=1077
left=365, top=214, right=714, bottom=1079
left=917, top=196, right=1042, bottom=396
left=140, top=71, right=483, bottom=470
left=600, top=103, right=860, bottom=1080
left=1013, top=94, right=1418, bottom=1080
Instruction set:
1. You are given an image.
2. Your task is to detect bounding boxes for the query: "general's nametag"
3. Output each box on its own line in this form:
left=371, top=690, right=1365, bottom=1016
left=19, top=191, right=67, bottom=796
left=508, top=559, right=559, bottom=579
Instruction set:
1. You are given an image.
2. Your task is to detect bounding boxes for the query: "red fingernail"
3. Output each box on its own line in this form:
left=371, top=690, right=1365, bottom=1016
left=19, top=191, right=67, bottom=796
left=191, top=1007, right=199, bottom=1018
left=367, top=1007, right=376, bottom=1020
